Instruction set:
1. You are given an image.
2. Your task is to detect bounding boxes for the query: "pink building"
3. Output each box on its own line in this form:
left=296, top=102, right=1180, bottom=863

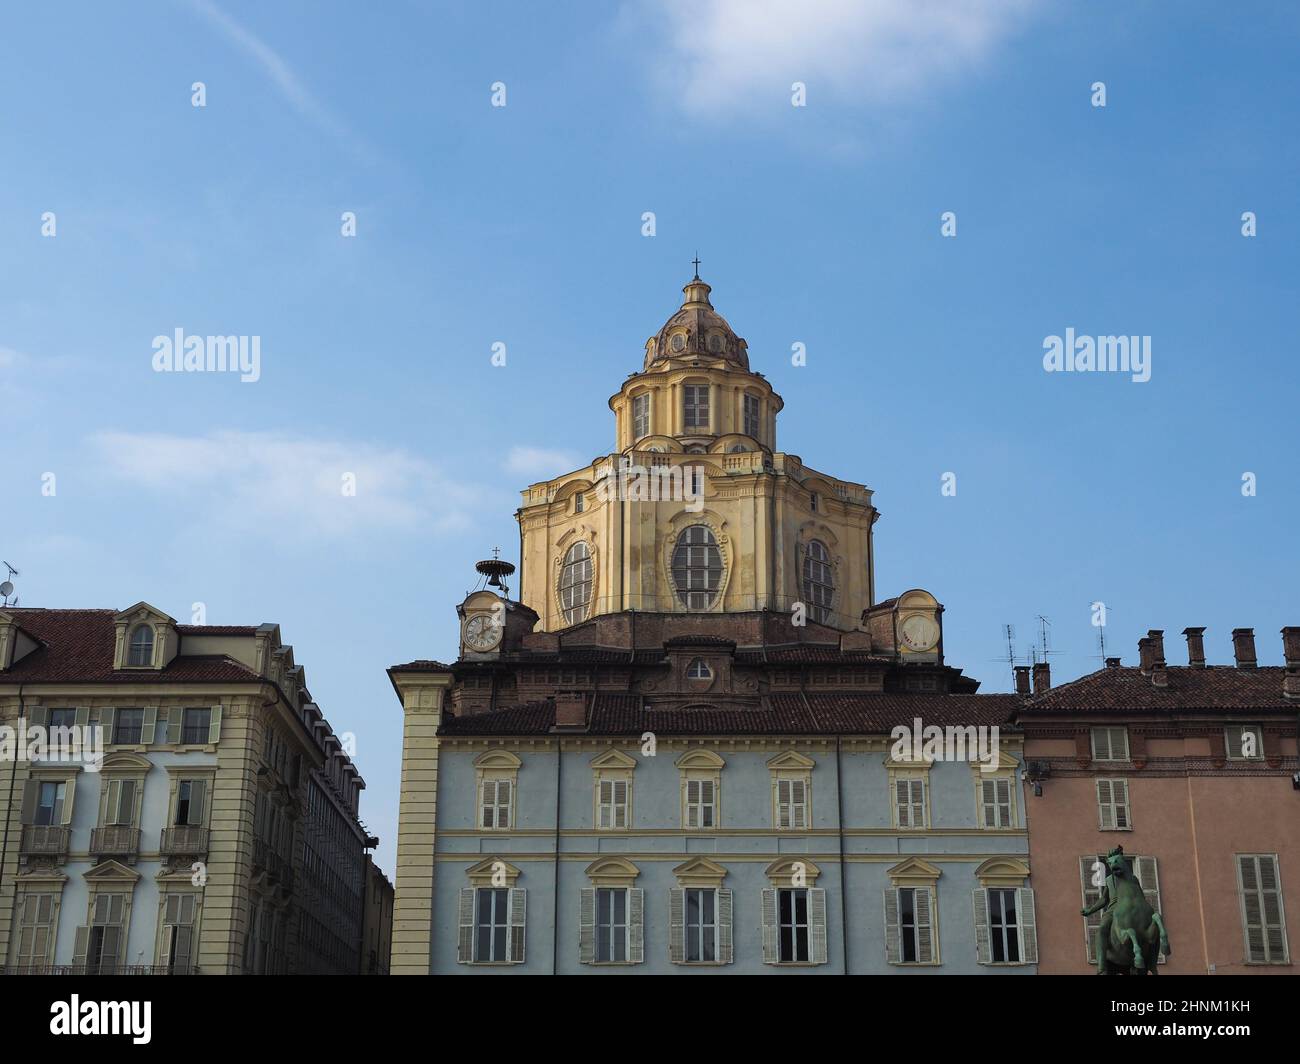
left=1017, top=627, right=1299, bottom=975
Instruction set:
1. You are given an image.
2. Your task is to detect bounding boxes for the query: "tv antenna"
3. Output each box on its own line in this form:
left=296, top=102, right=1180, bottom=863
left=1, top=561, right=18, bottom=606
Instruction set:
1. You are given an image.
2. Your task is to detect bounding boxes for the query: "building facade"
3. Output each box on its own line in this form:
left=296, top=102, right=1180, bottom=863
left=0, top=603, right=380, bottom=975
left=390, top=274, right=1039, bottom=974
left=1017, top=627, right=1299, bottom=975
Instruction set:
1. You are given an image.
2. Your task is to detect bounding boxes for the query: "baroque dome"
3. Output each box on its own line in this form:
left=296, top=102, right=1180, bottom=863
left=643, top=275, right=750, bottom=372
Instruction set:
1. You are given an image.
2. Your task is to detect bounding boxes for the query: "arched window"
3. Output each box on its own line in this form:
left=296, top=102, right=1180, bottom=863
left=802, top=541, right=834, bottom=624
left=127, top=624, right=155, bottom=667
left=672, top=526, right=723, bottom=609
left=559, top=542, right=593, bottom=624
left=687, top=659, right=712, bottom=680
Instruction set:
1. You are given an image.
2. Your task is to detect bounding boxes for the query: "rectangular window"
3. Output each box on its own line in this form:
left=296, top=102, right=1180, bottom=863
left=1238, top=854, right=1288, bottom=964
left=574, top=492, right=585, bottom=513
left=596, top=778, right=628, bottom=830
left=182, top=708, right=211, bottom=745
left=34, top=781, right=65, bottom=826
left=1226, top=724, right=1263, bottom=761
left=988, top=888, right=1021, bottom=963
left=1096, top=778, right=1131, bottom=830
left=480, top=779, right=512, bottom=829
left=895, top=886, right=935, bottom=963
left=596, top=887, right=628, bottom=963
left=1091, top=726, right=1129, bottom=761
left=474, top=887, right=509, bottom=963
left=895, top=777, right=926, bottom=829
left=105, top=778, right=136, bottom=826
left=161, top=893, right=197, bottom=972
left=685, top=888, right=717, bottom=963
left=685, top=778, right=716, bottom=829
left=778, top=888, right=810, bottom=963
left=176, top=779, right=207, bottom=826
left=113, top=708, right=144, bottom=745
left=47, top=708, right=76, bottom=730
left=743, top=394, right=761, bottom=439
left=775, top=778, right=808, bottom=829
left=86, top=893, right=126, bottom=974
left=980, top=777, right=1013, bottom=828
left=16, top=893, right=56, bottom=969
left=684, top=385, right=709, bottom=431
left=632, top=394, right=650, bottom=440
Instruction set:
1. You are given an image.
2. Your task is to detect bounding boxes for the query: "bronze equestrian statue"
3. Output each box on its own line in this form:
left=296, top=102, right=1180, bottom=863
left=1080, top=845, right=1170, bottom=974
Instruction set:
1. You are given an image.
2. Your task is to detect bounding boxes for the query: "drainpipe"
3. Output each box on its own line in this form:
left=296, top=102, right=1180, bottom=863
left=1, top=684, right=24, bottom=957
left=835, top=735, right=848, bottom=974
left=551, top=738, right=561, bottom=975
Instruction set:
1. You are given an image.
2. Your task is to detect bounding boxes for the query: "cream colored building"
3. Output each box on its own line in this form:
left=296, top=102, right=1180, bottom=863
left=0, top=603, right=375, bottom=975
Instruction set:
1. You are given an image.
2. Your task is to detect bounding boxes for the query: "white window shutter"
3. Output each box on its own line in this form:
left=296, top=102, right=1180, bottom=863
left=141, top=707, right=157, bottom=745
left=61, top=776, right=75, bottom=825
left=1080, top=856, right=1102, bottom=964
left=809, top=888, right=828, bottom=964
left=761, top=888, right=778, bottom=964
left=669, top=888, right=685, bottom=964
left=167, top=708, right=181, bottom=745
left=74, top=707, right=89, bottom=730
left=718, top=889, right=734, bottom=965
left=28, top=706, right=48, bottom=729
left=884, top=888, right=901, bottom=964
left=895, top=779, right=909, bottom=827
left=209, top=706, right=223, bottom=743
left=628, top=888, right=645, bottom=964
left=1097, top=780, right=1115, bottom=830
left=20, top=780, right=38, bottom=825
left=508, top=888, right=526, bottom=963
left=579, top=887, right=596, bottom=964
left=972, top=888, right=991, bottom=964
left=1018, top=887, right=1038, bottom=964
left=915, top=888, right=934, bottom=964
left=457, top=888, right=474, bottom=963
left=101, top=708, right=115, bottom=743
left=72, top=926, right=90, bottom=968
left=1133, top=855, right=1165, bottom=963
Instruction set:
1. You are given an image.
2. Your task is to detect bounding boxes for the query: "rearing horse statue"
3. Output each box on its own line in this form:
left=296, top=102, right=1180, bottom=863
left=1080, top=846, right=1170, bottom=974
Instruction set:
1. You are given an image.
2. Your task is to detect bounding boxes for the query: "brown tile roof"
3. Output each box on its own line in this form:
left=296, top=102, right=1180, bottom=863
left=179, top=624, right=259, bottom=636
left=1, top=609, right=260, bottom=684
left=389, top=659, right=454, bottom=672
left=439, top=691, right=1021, bottom=737
left=1021, top=665, right=1296, bottom=713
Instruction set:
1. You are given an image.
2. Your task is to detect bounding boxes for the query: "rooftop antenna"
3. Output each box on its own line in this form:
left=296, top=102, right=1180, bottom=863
left=1035, top=615, right=1060, bottom=666
left=1, top=561, right=18, bottom=607
left=474, top=547, right=515, bottom=598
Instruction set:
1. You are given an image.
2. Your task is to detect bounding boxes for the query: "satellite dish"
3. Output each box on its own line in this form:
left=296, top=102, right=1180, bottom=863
left=0, top=581, right=12, bottom=597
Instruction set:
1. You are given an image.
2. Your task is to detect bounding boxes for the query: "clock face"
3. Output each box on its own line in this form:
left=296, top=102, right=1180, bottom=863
left=901, top=615, right=938, bottom=652
left=463, top=613, right=501, bottom=652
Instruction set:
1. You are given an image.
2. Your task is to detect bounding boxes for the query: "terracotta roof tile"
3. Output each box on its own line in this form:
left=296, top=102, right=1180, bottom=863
left=1021, top=665, right=1295, bottom=712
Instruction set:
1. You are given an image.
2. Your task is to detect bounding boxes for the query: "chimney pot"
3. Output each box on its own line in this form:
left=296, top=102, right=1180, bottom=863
left=1282, top=627, right=1300, bottom=667
left=1182, top=626, right=1207, bottom=668
left=1013, top=665, right=1031, bottom=696
left=1032, top=661, right=1051, bottom=693
left=1231, top=628, right=1257, bottom=669
left=553, top=690, right=588, bottom=729
left=1104, top=657, right=1122, bottom=669
left=1138, top=637, right=1155, bottom=674
left=1147, top=629, right=1166, bottom=666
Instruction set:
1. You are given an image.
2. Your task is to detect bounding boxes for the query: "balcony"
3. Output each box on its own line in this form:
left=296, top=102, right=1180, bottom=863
left=19, top=825, right=69, bottom=860
left=89, top=825, right=140, bottom=860
left=3, top=964, right=199, bottom=976
left=161, top=825, right=209, bottom=857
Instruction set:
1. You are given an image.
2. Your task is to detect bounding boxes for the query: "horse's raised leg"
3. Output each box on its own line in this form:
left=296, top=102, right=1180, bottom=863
left=1121, top=927, right=1145, bottom=969
left=1152, top=912, right=1170, bottom=957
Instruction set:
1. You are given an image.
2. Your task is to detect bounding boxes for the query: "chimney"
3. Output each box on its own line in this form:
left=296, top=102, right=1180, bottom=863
left=1232, top=628, right=1257, bottom=669
left=1138, top=637, right=1155, bottom=674
left=1147, top=630, right=1165, bottom=666
left=1282, top=627, right=1300, bottom=701
left=1013, top=665, right=1031, bottom=696
left=553, top=690, right=588, bottom=730
left=1032, top=661, right=1051, bottom=694
left=1182, top=626, right=1207, bottom=668
left=1104, top=657, right=1122, bottom=669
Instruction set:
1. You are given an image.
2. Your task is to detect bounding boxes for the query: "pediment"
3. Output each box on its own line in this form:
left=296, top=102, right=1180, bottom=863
left=765, top=857, right=822, bottom=884
left=767, top=750, right=815, bottom=771
left=99, top=752, right=153, bottom=773
left=671, top=856, right=729, bottom=885
left=590, top=748, right=637, bottom=770
left=886, top=856, right=942, bottom=883
left=474, top=749, right=522, bottom=770
left=970, top=748, right=1020, bottom=773
left=973, top=857, right=1030, bottom=884
left=676, top=749, right=725, bottom=770
left=113, top=601, right=175, bottom=626
left=84, top=859, right=141, bottom=884
left=585, top=856, right=641, bottom=882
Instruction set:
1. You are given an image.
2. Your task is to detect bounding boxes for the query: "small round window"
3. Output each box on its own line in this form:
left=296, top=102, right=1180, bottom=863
left=687, top=658, right=712, bottom=680
left=671, top=333, right=686, bottom=352
left=707, top=334, right=723, bottom=353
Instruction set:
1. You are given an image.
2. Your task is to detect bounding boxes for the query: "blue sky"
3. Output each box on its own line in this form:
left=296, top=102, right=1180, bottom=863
left=2, top=1, right=1297, bottom=874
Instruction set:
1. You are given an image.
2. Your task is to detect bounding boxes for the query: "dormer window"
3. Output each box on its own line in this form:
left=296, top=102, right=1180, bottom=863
left=707, top=334, right=723, bottom=353
left=687, top=659, right=712, bottom=680
left=574, top=493, right=585, bottom=514
left=671, top=333, right=686, bottom=353
left=127, top=625, right=155, bottom=667
left=809, top=492, right=819, bottom=513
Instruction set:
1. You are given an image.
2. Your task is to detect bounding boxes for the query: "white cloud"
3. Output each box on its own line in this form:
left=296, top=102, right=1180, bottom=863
left=505, top=445, right=582, bottom=478
left=650, top=0, right=1039, bottom=117
left=92, top=430, right=486, bottom=540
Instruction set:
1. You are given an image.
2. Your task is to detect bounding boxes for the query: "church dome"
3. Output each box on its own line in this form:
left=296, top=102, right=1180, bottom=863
left=644, top=274, right=749, bottom=371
